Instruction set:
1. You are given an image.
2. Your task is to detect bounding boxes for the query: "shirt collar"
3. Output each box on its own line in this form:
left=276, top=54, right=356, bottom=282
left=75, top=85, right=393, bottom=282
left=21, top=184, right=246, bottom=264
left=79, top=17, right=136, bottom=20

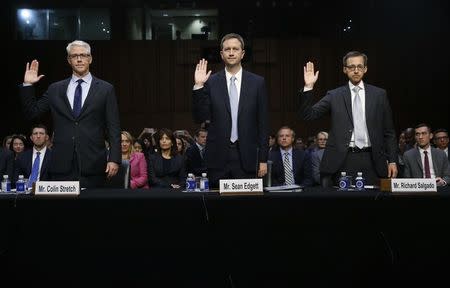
left=225, top=67, right=243, bottom=81
left=349, top=80, right=364, bottom=92
left=72, top=72, right=92, bottom=84
left=33, top=146, right=47, bottom=155
left=280, top=146, right=293, bottom=155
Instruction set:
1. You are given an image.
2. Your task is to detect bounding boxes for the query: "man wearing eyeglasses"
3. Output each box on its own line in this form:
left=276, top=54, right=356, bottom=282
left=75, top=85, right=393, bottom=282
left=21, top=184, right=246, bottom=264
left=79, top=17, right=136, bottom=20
left=19, top=40, right=121, bottom=188
left=433, top=128, right=450, bottom=164
left=299, top=51, right=397, bottom=187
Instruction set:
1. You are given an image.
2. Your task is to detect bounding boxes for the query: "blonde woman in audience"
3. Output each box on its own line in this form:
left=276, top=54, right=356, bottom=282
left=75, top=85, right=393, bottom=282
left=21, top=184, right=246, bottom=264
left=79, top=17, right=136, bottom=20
left=121, top=131, right=149, bottom=189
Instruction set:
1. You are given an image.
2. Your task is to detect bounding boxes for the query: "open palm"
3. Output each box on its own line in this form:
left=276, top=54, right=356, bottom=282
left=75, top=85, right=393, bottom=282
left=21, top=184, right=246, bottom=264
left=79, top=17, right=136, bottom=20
left=194, top=59, right=212, bottom=86
left=303, top=61, right=319, bottom=88
left=24, top=60, right=45, bottom=84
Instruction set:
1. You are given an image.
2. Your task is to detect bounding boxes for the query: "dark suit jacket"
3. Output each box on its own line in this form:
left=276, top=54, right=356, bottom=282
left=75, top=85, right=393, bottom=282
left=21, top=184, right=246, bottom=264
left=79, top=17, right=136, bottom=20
left=268, top=148, right=312, bottom=186
left=13, top=148, right=52, bottom=183
left=300, top=83, right=397, bottom=177
left=147, top=153, right=186, bottom=188
left=19, top=76, right=121, bottom=176
left=185, top=144, right=207, bottom=176
left=0, top=148, right=13, bottom=177
left=193, top=69, right=269, bottom=173
left=403, top=147, right=450, bottom=183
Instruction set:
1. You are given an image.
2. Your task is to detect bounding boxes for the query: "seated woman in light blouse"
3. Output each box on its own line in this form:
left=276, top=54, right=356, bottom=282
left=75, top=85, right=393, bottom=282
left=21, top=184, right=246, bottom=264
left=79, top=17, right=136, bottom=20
left=147, top=128, right=186, bottom=189
left=121, top=131, right=149, bottom=189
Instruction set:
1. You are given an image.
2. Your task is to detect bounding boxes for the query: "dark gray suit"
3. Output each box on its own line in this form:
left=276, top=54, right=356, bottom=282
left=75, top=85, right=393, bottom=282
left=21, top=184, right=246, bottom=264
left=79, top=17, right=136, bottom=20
left=19, top=76, right=121, bottom=186
left=403, top=147, right=450, bottom=184
left=300, top=84, right=397, bottom=179
left=193, top=69, right=269, bottom=174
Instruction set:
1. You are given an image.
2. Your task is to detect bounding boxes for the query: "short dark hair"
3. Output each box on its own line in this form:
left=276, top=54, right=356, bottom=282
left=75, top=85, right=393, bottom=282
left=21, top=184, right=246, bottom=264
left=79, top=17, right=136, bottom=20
left=433, top=128, right=448, bottom=135
left=195, top=128, right=207, bottom=138
left=31, top=124, right=48, bottom=135
left=155, top=128, right=178, bottom=156
left=220, top=33, right=245, bottom=50
left=343, top=51, right=368, bottom=67
left=415, top=123, right=432, bottom=132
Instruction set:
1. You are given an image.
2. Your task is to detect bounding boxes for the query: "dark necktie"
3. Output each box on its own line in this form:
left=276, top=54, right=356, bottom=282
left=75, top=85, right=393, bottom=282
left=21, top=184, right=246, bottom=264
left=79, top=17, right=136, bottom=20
left=28, top=151, right=41, bottom=187
left=73, top=79, right=83, bottom=118
left=424, top=150, right=431, bottom=178
left=283, top=152, right=295, bottom=185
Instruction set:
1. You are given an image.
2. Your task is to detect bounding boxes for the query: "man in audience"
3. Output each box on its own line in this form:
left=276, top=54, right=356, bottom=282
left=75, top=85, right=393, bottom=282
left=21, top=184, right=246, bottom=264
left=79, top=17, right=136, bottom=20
left=14, top=124, right=52, bottom=187
left=268, top=126, right=312, bottom=186
left=310, top=131, right=328, bottom=185
left=403, top=123, right=450, bottom=186
left=185, top=128, right=208, bottom=176
left=433, top=128, right=449, bottom=164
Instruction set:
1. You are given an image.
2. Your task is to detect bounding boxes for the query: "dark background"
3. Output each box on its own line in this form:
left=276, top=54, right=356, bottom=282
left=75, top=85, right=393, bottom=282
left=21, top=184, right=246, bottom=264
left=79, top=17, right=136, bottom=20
left=3, top=0, right=449, bottom=140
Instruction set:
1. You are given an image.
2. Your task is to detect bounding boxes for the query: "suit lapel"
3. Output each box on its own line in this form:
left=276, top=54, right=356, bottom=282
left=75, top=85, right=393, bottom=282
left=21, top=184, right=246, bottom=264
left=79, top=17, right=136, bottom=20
left=414, top=148, right=423, bottom=171
left=343, top=85, right=353, bottom=123
left=26, top=150, right=33, bottom=175
left=430, top=148, right=440, bottom=176
left=364, top=85, right=375, bottom=132
left=79, top=77, right=98, bottom=117
left=60, top=78, right=73, bottom=118
left=238, top=70, right=248, bottom=117
left=218, top=70, right=231, bottom=114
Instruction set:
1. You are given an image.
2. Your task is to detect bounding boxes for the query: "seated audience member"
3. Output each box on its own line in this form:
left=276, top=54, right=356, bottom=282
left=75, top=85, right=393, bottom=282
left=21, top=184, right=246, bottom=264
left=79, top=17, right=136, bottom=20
left=404, top=127, right=416, bottom=151
left=9, top=134, right=27, bottom=160
left=397, top=130, right=407, bottom=177
left=175, top=136, right=186, bottom=156
left=268, top=134, right=276, bottom=152
left=433, top=128, right=449, bottom=164
left=15, top=124, right=52, bottom=187
left=268, top=126, right=312, bottom=186
left=295, top=137, right=305, bottom=151
left=3, top=135, right=12, bottom=150
left=185, top=128, right=207, bottom=176
left=121, top=131, right=149, bottom=189
left=0, top=144, right=13, bottom=177
left=138, top=130, right=156, bottom=157
left=310, top=131, right=328, bottom=185
left=403, top=123, right=450, bottom=186
left=147, top=128, right=186, bottom=189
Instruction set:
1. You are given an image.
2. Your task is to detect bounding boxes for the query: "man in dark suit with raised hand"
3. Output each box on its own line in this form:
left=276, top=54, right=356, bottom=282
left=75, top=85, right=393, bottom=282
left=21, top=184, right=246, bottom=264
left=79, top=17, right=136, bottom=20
left=192, top=33, right=269, bottom=187
left=299, top=51, right=398, bottom=187
left=403, top=123, right=450, bottom=186
left=19, top=40, right=121, bottom=188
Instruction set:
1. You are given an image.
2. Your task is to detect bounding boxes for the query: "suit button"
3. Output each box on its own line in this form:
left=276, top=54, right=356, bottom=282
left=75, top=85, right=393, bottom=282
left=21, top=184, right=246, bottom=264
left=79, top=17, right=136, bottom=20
left=75, top=122, right=79, bottom=125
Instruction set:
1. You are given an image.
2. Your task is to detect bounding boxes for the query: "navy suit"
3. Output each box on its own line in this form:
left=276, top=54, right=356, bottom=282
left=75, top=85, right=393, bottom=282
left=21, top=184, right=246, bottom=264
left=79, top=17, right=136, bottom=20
left=19, top=76, right=121, bottom=187
left=13, top=148, right=52, bottom=183
left=193, top=69, right=269, bottom=174
left=300, top=84, right=397, bottom=178
left=268, top=148, right=312, bottom=186
left=185, top=144, right=207, bottom=176
left=0, top=148, right=13, bottom=179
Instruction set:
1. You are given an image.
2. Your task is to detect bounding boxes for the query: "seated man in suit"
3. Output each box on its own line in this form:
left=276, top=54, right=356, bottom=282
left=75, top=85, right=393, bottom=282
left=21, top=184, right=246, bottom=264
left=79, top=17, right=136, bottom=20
left=14, top=124, right=52, bottom=187
left=403, top=123, right=450, bottom=186
left=268, top=126, right=312, bottom=186
left=433, top=128, right=449, bottom=164
left=185, top=128, right=207, bottom=176
left=310, top=131, right=328, bottom=185
left=0, top=146, right=13, bottom=178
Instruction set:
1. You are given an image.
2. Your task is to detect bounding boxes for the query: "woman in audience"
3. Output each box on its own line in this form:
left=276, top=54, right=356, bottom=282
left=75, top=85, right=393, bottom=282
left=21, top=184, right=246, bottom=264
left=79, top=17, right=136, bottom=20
left=148, top=128, right=185, bottom=189
left=175, top=136, right=186, bottom=156
left=9, top=134, right=27, bottom=159
left=121, top=131, right=149, bottom=189
left=138, top=132, right=156, bottom=158
left=3, top=135, right=12, bottom=150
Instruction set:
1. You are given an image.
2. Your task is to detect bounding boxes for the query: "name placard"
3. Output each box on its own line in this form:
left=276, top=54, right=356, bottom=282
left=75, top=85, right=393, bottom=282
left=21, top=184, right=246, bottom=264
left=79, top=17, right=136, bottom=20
left=389, top=178, right=437, bottom=193
left=219, top=179, right=264, bottom=195
left=33, top=181, right=80, bottom=196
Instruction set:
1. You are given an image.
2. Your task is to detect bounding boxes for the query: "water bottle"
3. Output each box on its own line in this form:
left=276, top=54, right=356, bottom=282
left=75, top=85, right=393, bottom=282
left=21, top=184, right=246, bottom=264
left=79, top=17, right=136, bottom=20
left=355, top=172, right=365, bottom=191
left=16, top=175, right=26, bottom=193
left=1, top=175, right=11, bottom=192
left=200, top=173, right=209, bottom=192
left=186, top=173, right=196, bottom=192
left=338, top=172, right=350, bottom=191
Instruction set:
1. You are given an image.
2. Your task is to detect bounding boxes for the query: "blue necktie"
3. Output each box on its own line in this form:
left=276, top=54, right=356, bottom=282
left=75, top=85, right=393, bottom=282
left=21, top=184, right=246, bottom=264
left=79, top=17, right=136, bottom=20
left=73, top=79, right=83, bottom=118
left=28, top=151, right=41, bottom=187
left=229, top=76, right=239, bottom=142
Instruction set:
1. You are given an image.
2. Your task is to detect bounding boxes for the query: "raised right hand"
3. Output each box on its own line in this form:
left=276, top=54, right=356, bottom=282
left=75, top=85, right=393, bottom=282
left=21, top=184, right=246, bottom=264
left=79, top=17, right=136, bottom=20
left=194, top=58, right=211, bottom=86
left=303, top=61, right=319, bottom=89
left=24, top=60, right=45, bottom=84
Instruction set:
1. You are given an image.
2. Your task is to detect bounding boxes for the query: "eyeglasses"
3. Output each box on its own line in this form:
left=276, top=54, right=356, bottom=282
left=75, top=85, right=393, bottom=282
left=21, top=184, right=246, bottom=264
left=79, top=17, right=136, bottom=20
left=435, top=136, right=449, bottom=140
left=68, top=53, right=91, bottom=60
left=345, top=65, right=365, bottom=71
